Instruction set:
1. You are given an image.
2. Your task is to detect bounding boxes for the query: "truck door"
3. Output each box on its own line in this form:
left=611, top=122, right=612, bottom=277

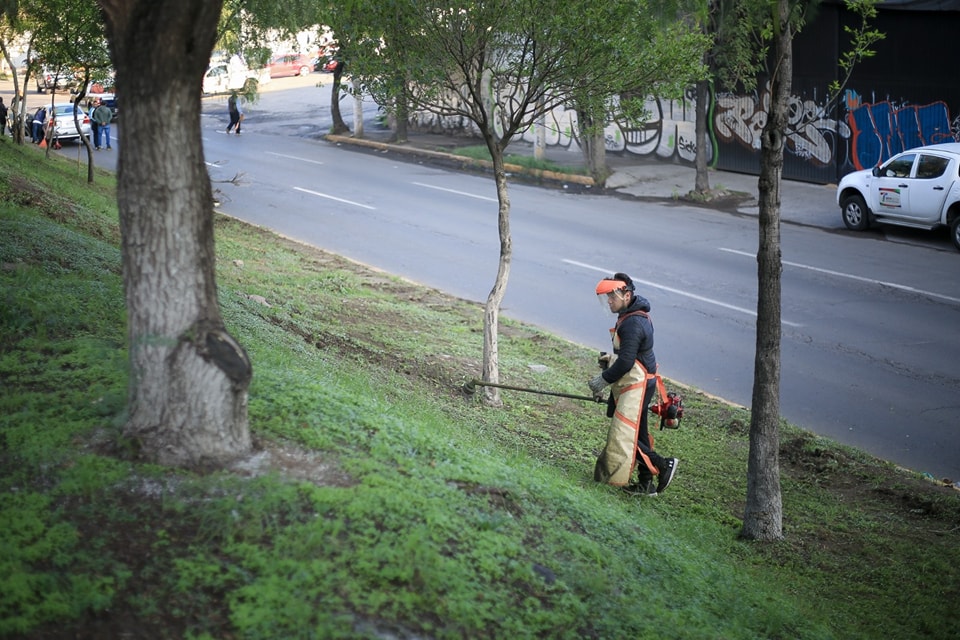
left=906, top=153, right=953, bottom=225
left=873, top=153, right=915, bottom=217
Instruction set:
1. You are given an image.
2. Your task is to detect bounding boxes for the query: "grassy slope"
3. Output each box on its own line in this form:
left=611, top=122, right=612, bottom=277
left=1, top=141, right=958, bottom=640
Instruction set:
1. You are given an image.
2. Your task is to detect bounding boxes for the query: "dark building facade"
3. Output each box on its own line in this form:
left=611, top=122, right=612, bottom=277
left=714, top=0, right=960, bottom=183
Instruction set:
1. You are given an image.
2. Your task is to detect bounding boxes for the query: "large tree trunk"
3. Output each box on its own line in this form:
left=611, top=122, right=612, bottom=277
left=479, top=135, right=512, bottom=408
left=99, top=0, right=252, bottom=468
left=741, top=1, right=791, bottom=542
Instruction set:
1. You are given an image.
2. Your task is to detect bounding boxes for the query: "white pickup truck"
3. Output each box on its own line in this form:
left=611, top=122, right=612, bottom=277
left=202, top=57, right=269, bottom=95
left=836, top=142, right=960, bottom=251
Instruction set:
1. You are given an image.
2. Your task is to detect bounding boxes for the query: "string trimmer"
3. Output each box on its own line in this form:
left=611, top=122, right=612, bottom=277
left=463, top=379, right=605, bottom=403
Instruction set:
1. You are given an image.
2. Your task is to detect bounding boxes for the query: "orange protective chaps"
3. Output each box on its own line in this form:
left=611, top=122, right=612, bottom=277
left=594, top=360, right=664, bottom=486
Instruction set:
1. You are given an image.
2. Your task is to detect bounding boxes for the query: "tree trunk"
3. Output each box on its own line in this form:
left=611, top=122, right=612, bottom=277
left=694, top=78, right=711, bottom=194
left=393, top=81, right=408, bottom=144
left=534, top=108, right=545, bottom=161
left=0, top=41, right=24, bottom=145
left=72, top=80, right=96, bottom=184
left=99, top=0, right=251, bottom=468
left=351, top=78, right=363, bottom=138
left=330, top=61, right=349, bottom=135
left=741, top=1, right=792, bottom=542
left=578, top=109, right=609, bottom=187
left=479, top=135, right=512, bottom=408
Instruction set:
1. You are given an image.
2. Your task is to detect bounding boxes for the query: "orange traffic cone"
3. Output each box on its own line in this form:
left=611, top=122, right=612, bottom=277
left=39, top=138, right=46, bottom=148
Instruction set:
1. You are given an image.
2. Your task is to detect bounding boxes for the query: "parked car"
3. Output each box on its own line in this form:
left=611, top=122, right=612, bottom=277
left=837, top=142, right=960, bottom=251
left=35, top=68, right=77, bottom=93
left=48, top=103, right=92, bottom=143
left=268, top=54, right=312, bottom=78
left=203, top=64, right=235, bottom=95
left=203, top=63, right=260, bottom=95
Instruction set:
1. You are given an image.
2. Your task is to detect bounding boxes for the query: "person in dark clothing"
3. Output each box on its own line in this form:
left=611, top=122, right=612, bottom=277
left=0, top=97, right=7, bottom=139
left=588, top=272, right=679, bottom=496
left=91, top=99, right=113, bottom=149
left=225, top=91, right=243, bottom=135
left=31, top=106, right=46, bottom=144
left=86, top=99, right=99, bottom=148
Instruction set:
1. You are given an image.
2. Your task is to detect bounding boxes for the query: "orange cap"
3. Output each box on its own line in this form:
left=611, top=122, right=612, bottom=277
left=595, top=278, right=628, bottom=295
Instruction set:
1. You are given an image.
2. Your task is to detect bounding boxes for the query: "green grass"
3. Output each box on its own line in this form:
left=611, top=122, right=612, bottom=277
left=448, top=144, right=590, bottom=176
left=1, top=140, right=958, bottom=639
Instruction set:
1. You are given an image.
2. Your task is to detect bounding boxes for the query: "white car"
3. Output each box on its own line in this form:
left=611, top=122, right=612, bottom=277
left=49, top=103, right=92, bottom=143
left=837, top=142, right=960, bottom=251
left=202, top=63, right=261, bottom=95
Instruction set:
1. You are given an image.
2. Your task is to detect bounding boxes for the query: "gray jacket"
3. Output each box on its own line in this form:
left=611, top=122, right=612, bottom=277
left=92, top=105, right=112, bottom=126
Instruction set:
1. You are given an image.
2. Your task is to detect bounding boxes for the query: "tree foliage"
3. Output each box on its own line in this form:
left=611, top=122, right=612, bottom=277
left=336, top=0, right=707, bottom=404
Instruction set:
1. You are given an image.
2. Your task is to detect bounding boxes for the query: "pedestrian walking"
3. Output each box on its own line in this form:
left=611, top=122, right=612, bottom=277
left=226, top=91, right=243, bottom=135
left=588, top=272, right=680, bottom=496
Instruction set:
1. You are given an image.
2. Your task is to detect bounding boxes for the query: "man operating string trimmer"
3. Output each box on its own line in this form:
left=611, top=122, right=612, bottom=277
left=588, top=272, right=679, bottom=496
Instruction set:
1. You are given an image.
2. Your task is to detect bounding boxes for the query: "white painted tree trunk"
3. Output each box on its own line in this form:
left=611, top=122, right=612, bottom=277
left=352, top=79, right=363, bottom=138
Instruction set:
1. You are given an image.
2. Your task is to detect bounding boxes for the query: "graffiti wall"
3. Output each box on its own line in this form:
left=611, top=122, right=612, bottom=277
left=407, top=6, right=960, bottom=185
left=844, top=91, right=959, bottom=171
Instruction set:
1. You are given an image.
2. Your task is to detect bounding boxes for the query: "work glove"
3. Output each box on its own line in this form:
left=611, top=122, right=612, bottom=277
left=587, top=373, right=609, bottom=401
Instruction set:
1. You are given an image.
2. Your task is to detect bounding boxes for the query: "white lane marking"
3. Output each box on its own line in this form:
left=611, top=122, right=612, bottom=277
left=414, top=182, right=498, bottom=202
left=293, top=187, right=376, bottom=210
left=720, top=248, right=960, bottom=305
left=563, top=258, right=802, bottom=327
left=267, top=152, right=325, bottom=165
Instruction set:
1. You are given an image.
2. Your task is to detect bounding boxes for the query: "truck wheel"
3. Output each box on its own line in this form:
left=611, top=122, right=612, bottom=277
left=951, top=216, right=960, bottom=252
left=840, top=193, right=870, bottom=231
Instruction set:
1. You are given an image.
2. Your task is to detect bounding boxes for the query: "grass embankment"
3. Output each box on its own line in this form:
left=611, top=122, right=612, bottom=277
left=1, top=140, right=958, bottom=639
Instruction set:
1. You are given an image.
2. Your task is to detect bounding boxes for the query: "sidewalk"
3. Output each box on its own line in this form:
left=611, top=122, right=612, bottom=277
left=327, top=128, right=843, bottom=231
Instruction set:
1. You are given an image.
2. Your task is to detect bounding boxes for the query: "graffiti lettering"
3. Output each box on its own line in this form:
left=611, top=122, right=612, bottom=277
left=405, top=79, right=959, bottom=183
left=845, top=90, right=959, bottom=170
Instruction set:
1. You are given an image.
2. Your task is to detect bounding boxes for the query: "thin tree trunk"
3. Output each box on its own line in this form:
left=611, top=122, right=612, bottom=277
left=578, top=109, right=609, bottom=187
left=0, top=42, right=23, bottom=145
left=393, top=82, right=408, bottom=144
left=330, top=61, right=349, bottom=135
left=72, top=77, right=96, bottom=184
left=694, top=78, right=711, bottom=193
left=480, top=136, right=512, bottom=408
left=100, top=0, right=251, bottom=468
left=351, top=78, right=363, bottom=138
left=741, top=0, right=791, bottom=542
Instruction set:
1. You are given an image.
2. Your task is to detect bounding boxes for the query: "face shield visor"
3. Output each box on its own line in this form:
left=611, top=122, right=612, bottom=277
left=595, top=279, right=629, bottom=311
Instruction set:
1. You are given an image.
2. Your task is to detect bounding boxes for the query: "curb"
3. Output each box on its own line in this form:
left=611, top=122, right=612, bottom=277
left=325, top=134, right=595, bottom=187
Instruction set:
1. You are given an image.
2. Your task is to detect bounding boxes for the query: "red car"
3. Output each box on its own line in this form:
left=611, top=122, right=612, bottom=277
left=268, top=54, right=312, bottom=79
